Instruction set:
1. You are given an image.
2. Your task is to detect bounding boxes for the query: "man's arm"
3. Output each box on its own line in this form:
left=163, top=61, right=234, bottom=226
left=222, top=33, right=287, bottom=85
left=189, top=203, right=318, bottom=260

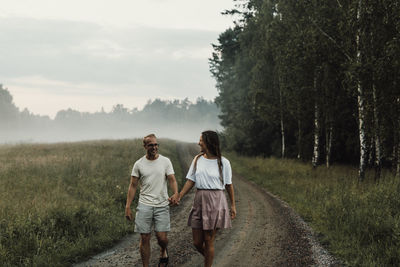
left=167, top=174, right=179, bottom=205
left=225, top=184, right=237, bottom=219
left=125, top=176, right=139, bottom=221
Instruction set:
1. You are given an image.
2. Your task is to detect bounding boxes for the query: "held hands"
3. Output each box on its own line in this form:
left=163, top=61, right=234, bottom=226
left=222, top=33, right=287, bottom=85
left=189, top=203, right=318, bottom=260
left=168, top=192, right=180, bottom=206
left=125, top=206, right=133, bottom=221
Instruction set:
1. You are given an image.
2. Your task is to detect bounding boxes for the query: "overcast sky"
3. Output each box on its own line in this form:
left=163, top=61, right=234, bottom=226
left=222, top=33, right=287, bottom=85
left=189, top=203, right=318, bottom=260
left=0, top=0, right=235, bottom=118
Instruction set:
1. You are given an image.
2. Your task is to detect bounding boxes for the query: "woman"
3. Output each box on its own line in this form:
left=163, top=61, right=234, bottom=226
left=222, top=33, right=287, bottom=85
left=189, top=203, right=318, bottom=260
left=178, top=130, right=236, bottom=267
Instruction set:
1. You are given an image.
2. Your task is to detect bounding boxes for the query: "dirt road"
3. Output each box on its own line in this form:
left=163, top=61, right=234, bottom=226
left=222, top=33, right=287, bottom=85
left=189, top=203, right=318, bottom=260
left=75, top=143, right=339, bottom=267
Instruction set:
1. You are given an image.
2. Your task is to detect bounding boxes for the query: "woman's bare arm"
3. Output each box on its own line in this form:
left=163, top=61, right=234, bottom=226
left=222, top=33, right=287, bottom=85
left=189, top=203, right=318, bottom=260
left=225, top=184, right=236, bottom=219
left=179, top=179, right=195, bottom=201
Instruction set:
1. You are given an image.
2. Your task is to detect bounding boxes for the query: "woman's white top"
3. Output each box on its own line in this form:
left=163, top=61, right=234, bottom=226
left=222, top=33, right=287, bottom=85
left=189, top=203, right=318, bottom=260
left=186, top=155, right=232, bottom=190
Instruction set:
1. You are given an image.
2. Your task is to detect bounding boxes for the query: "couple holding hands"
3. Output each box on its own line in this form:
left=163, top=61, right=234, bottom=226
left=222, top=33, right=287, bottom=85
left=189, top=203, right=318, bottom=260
left=125, top=131, right=236, bottom=267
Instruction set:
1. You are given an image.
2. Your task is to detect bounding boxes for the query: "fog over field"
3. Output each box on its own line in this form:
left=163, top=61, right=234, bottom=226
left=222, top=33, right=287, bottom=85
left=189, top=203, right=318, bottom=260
left=2, top=121, right=222, bottom=144
left=1, top=85, right=222, bottom=144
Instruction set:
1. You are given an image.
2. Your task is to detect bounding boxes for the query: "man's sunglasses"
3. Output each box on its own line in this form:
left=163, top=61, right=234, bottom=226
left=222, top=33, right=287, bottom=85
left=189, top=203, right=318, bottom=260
left=146, top=143, right=159, bottom=147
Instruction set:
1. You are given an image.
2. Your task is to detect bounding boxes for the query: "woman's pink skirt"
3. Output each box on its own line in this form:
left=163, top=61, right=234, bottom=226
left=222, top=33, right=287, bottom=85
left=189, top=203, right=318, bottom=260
left=188, top=189, right=232, bottom=230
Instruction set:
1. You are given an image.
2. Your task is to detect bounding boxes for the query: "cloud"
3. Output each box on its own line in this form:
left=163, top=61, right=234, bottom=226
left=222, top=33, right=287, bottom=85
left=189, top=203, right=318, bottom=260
left=0, top=16, right=224, bottom=117
left=0, top=0, right=234, bottom=30
left=0, top=17, right=219, bottom=89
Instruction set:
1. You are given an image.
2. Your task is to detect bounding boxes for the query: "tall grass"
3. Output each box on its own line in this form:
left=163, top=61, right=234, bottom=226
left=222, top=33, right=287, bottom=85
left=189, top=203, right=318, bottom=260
left=227, top=153, right=400, bottom=266
left=0, top=139, right=183, bottom=266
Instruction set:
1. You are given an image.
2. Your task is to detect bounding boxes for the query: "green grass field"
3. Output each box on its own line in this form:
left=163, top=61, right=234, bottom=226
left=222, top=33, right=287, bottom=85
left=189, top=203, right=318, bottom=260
left=227, top=153, right=400, bottom=266
left=0, top=139, right=184, bottom=266
left=3, top=140, right=399, bottom=266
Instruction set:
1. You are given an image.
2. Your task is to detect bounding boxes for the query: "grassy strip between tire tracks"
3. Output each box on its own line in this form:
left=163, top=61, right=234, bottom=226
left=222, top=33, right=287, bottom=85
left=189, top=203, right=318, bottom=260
left=227, top=153, right=400, bottom=267
left=0, top=139, right=184, bottom=266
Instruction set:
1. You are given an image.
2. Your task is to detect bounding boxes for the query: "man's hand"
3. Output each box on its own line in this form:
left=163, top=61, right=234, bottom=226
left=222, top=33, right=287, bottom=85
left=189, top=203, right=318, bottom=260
left=168, top=193, right=180, bottom=206
left=125, top=206, right=133, bottom=221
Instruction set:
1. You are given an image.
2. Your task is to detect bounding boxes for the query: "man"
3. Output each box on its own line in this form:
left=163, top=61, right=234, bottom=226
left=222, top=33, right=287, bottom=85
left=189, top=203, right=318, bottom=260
left=125, top=134, right=179, bottom=267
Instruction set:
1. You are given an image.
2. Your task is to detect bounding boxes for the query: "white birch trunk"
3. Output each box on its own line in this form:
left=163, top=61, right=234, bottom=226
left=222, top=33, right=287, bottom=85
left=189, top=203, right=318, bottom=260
left=280, top=113, right=285, bottom=158
left=396, top=143, right=400, bottom=178
left=358, top=88, right=367, bottom=181
left=397, top=97, right=400, bottom=178
left=372, top=83, right=381, bottom=181
left=312, top=73, right=320, bottom=168
left=312, top=102, right=320, bottom=168
left=326, top=121, right=333, bottom=168
left=397, top=144, right=400, bottom=178
left=357, top=0, right=367, bottom=182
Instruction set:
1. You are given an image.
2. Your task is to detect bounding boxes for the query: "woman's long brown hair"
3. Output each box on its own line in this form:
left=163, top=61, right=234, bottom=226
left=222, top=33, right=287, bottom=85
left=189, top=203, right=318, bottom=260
left=192, top=131, right=223, bottom=185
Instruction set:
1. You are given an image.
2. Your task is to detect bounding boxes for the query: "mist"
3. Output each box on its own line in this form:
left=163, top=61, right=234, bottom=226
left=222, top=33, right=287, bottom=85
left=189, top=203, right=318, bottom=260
left=1, top=120, right=222, bottom=144
left=1, top=86, right=222, bottom=144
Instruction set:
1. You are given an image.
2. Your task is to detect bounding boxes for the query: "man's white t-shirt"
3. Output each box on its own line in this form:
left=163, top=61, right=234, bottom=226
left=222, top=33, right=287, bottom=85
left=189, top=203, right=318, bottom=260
left=131, top=154, right=174, bottom=207
left=186, top=155, right=232, bottom=190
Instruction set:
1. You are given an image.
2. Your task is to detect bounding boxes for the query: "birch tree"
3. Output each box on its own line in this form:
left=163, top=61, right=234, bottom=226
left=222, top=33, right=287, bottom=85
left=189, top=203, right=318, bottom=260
left=210, top=0, right=399, bottom=172
left=312, top=74, right=320, bottom=168
left=355, top=0, right=368, bottom=181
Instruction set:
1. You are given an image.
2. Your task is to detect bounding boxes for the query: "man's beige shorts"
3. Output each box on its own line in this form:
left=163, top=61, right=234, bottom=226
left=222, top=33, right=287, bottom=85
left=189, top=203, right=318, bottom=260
left=134, top=202, right=170, bottom=233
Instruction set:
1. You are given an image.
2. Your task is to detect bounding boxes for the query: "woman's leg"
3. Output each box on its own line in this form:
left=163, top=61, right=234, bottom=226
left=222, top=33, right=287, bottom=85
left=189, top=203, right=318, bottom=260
left=203, top=229, right=217, bottom=267
left=192, top=228, right=205, bottom=255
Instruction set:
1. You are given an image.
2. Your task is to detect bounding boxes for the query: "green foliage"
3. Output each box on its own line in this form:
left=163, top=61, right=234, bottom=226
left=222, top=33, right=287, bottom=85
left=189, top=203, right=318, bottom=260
left=0, top=139, right=184, bottom=266
left=0, top=84, right=19, bottom=123
left=229, top=153, right=400, bottom=266
left=211, top=0, right=400, bottom=169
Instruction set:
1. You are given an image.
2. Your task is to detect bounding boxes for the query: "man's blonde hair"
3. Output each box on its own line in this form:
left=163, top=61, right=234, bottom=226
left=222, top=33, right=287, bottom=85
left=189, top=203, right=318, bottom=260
left=143, top=134, right=157, bottom=145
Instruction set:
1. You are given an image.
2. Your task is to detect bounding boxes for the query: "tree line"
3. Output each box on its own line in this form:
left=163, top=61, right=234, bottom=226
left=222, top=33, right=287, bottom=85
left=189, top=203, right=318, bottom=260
left=210, top=0, right=400, bottom=180
left=0, top=84, right=221, bottom=143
